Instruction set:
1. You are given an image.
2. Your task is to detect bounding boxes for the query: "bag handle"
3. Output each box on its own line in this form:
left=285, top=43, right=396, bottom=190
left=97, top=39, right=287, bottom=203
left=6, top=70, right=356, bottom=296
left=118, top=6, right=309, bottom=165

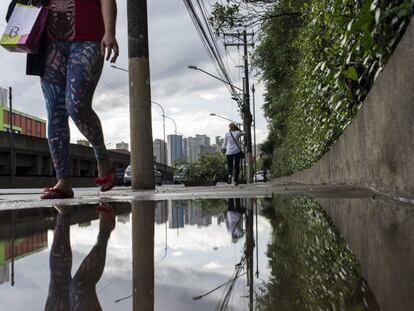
left=230, top=131, right=243, bottom=153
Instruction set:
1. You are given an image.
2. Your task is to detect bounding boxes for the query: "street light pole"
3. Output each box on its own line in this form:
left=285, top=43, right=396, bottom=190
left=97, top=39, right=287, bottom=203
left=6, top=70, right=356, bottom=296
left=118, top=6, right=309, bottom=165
left=151, top=101, right=167, bottom=167
left=188, top=65, right=243, bottom=92
left=209, top=113, right=241, bottom=127
left=128, top=0, right=154, bottom=190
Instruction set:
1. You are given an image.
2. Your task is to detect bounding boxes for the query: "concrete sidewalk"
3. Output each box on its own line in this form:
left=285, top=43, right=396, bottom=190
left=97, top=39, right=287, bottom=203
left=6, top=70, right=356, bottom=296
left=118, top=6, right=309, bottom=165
left=0, top=182, right=379, bottom=210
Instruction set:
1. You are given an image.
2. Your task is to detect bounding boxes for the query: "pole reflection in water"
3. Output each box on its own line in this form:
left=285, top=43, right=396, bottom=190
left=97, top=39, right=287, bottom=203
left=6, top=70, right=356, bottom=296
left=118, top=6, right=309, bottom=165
left=132, top=200, right=155, bottom=311
left=195, top=198, right=256, bottom=310
left=45, top=202, right=116, bottom=310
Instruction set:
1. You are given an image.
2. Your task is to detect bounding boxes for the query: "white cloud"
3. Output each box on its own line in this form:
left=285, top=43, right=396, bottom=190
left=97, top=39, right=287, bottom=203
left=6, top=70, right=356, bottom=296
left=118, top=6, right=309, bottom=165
left=202, top=261, right=222, bottom=270
left=199, top=93, right=219, bottom=101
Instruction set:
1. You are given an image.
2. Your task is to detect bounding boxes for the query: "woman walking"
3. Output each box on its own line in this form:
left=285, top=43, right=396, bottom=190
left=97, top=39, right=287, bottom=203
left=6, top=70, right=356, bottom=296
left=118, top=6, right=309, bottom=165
left=222, top=123, right=245, bottom=185
left=7, top=0, right=119, bottom=199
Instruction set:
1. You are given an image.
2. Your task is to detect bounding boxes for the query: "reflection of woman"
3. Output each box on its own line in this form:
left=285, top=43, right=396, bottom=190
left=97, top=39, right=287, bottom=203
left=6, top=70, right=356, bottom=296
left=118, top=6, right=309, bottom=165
left=7, top=0, right=119, bottom=199
left=224, top=198, right=245, bottom=243
left=222, top=123, right=245, bottom=185
left=45, top=203, right=115, bottom=310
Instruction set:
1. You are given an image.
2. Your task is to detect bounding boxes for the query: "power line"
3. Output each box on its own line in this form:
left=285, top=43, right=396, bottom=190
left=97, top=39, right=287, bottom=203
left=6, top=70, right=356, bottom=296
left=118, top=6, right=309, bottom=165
left=183, top=0, right=243, bottom=109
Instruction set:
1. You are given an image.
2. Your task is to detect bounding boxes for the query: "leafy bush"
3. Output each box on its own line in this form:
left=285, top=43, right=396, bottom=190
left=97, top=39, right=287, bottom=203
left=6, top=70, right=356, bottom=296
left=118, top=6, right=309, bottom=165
left=176, top=152, right=227, bottom=182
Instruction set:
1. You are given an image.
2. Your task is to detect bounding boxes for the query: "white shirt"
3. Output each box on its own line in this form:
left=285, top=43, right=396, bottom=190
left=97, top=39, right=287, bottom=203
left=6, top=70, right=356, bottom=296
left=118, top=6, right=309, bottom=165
left=222, top=130, right=244, bottom=155
left=225, top=211, right=244, bottom=239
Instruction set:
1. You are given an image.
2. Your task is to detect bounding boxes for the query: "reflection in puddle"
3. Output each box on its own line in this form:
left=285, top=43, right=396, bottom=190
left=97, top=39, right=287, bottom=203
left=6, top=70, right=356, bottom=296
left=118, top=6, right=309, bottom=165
left=0, top=195, right=411, bottom=310
left=257, top=197, right=379, bottom=310
left=45, top=203, right=115, bottom=310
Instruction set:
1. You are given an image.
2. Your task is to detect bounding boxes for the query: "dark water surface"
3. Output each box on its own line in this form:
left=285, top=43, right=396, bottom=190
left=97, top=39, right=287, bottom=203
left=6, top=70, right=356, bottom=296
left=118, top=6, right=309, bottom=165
left=0, top=196, right=412, bottom=310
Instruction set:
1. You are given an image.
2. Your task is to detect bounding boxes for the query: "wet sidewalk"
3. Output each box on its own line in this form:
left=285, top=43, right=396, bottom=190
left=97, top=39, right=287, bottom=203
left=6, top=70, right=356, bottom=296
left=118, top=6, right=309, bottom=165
left=0, top=182, right=382, bottom=210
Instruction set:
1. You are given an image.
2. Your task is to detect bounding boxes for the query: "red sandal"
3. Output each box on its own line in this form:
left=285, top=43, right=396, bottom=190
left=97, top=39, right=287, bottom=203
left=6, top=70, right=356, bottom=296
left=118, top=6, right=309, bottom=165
left=41, top=188, right=74, bottom=200
left=95, top=169, right=115, bottom=192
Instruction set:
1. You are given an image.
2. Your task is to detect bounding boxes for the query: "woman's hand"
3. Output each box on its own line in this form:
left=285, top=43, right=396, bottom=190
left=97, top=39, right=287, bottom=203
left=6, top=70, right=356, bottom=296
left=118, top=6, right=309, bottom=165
left=101, top=32, right=119, bottom=63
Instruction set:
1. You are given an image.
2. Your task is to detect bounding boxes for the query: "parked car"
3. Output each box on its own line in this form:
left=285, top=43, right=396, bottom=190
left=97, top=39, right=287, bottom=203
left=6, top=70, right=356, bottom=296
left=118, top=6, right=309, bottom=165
left=124, top=165, right=162, bottom=186
left=173, top=173, right=186, bottom=184
left=115, top=167, right=127, bottom=186
left=254, top=170, right=271, bottom=182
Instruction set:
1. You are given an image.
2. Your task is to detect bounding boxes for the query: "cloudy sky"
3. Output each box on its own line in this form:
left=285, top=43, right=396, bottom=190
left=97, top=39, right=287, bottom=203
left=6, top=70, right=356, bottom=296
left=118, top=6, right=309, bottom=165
left=0, top=0, right=268, bottom=148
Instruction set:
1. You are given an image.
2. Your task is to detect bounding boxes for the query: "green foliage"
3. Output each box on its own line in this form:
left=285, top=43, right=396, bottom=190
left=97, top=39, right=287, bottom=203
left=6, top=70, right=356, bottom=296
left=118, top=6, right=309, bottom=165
left=196, top=198, right=228, bottom=215
left=257, top=196, right=379, bottom=310
left=177, top=152, right=227, bottom=182
left=266, top=0, right=413, bottom=176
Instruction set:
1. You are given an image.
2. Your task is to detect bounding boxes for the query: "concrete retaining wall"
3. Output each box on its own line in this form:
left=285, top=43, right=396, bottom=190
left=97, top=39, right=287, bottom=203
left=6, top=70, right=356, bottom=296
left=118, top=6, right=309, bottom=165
left=275, top=20, right=414, bottom=198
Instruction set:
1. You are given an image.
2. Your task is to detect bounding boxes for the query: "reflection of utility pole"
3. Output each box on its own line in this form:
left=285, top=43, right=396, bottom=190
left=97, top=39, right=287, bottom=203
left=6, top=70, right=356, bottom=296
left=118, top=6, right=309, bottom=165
left=132, top=200, right=155, bottom=310
left=245, top=199, right=254, bottom=310
left=11, top=209, right=15, bottom=286
left=224, top=31, right=254, bottom=183
left=128, top=0, right=154, bottom=189
left=252, top=84, right=257, bottom=178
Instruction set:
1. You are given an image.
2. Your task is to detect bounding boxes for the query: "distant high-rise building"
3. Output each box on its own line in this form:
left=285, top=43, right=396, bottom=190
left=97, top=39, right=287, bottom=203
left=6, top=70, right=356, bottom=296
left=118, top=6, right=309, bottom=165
left=116, top=142, right=129, bottom=151
left=153, top=139, right=167, bottom=164
left=215, top=136, right=224, bottom=151
left=181, top=138, right=189, bottom=162
left=187, top=134, right=212, bottom=161
left=200, top=145, right=217, bottom=157
left=0, top=87, right=7, bottom=107
left=167, top=134, right=182, bottom=165
left=155, top=201, right=168, bottom=224
left=169, top=200, right=186, bottom=229
left=195, top=134, right=210, bottom=146
left=0, top=265, right=10, bottom=286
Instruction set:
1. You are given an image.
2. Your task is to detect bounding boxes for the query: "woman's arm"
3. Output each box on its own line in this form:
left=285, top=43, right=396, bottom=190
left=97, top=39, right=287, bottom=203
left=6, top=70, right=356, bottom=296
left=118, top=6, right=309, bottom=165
left=100, top=0, right=119, bottom=63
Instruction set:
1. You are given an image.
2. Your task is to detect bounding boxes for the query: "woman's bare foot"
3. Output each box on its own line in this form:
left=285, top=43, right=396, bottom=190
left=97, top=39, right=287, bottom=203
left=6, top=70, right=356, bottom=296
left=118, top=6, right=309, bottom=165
left=97, top=203, right=116, bottom=233
left=54, top=179, right=73, bottom=194
left=97, top=157, right=112, bottom=177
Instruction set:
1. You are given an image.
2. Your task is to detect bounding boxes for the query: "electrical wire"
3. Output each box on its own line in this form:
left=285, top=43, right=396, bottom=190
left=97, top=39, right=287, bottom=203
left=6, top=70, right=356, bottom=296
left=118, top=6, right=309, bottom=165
left=183, top=0, right=243, bottom=110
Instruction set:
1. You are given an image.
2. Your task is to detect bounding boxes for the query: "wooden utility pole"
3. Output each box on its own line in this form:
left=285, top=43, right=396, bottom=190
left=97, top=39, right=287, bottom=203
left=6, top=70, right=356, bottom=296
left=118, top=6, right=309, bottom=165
left=224, top=31, right=254, bottom=183
left=128, top=0, right=154, bottom=189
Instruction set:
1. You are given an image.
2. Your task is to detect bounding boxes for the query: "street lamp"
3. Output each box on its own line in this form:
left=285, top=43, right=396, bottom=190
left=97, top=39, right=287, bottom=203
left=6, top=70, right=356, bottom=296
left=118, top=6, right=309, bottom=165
left=152, top=101, right=167, bottom=167
left=210, top=113, right=241, bottom=127
left=188, top=65, right=244, bottom=93
left=163, top=115, right=177, bottom=134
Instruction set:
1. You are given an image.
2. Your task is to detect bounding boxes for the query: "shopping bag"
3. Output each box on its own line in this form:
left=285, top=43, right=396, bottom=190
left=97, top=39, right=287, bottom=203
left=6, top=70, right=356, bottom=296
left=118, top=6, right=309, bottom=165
left=0, top=3, right=48, bottom=53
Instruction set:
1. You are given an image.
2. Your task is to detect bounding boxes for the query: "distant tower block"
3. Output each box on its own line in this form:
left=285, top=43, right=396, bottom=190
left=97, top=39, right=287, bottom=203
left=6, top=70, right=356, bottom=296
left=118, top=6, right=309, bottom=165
left=116, top=142, right=129, bottom=151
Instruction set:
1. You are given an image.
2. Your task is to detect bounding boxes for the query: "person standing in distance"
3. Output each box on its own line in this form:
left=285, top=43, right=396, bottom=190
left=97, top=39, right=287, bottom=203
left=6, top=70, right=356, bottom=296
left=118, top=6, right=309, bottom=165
left=222, top=123, right=245, bottom=185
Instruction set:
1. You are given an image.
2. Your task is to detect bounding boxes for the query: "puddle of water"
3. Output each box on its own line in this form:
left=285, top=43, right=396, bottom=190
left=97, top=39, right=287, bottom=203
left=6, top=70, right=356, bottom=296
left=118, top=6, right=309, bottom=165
left=0, top=195, right=411, bottom=310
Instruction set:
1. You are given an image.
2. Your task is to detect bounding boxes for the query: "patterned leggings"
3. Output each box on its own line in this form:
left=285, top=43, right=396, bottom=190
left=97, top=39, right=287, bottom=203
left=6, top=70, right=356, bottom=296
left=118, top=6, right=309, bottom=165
left=41, top=41, right=108, bottom=180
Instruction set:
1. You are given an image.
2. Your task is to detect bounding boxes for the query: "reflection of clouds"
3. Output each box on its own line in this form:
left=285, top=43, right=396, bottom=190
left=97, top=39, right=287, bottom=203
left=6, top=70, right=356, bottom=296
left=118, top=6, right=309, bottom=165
left=0, top=203, right=273, bottom=310
left=155, top=265, right=247, bottom=311
left=172, top=252, right=183, bottom=257
left=168, top=224, right=232, bottom=252
left=202, top=261, right=222, bottom=270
